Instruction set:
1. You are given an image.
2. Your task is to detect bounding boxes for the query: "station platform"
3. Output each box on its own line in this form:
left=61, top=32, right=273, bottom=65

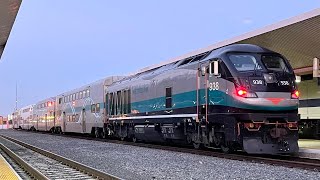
left=0, top=153, right=22, bottom=180
left=299, top=139, right=320, bottom=159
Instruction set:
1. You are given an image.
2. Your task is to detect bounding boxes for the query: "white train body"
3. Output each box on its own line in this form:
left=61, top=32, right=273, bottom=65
left=33, top=97, right=56, bottom=131
left=54, top=76, right=123, bottom=133
left=20, top=105, right=35, bottom=130
left=16, top=76, right=123, bottom=133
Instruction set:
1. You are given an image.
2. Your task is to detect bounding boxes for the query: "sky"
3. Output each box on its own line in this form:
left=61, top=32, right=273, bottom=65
left=0, top=1, right=319, bottom=115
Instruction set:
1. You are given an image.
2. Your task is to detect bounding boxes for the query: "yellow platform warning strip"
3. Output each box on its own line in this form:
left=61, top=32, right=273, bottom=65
left=0, top=154, right=22, bottom=180
left=299, top=139, right=320, bottom=149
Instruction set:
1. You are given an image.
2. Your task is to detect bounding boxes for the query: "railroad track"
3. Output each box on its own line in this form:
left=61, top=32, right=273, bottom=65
left=9, top=130, right=320, bottom=172
left=0, top=135, right=120, bottom=180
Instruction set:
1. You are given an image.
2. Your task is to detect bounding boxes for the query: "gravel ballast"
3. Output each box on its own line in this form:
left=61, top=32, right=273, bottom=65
left=0, top=130, right=320, bottom=180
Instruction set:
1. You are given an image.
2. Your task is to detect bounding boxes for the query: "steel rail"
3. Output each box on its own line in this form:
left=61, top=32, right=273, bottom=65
left=11, top=130, right=320, bottom=171
left=0, top=143, right=48, bottom=180
left=0, top=135, right=121, bottom=180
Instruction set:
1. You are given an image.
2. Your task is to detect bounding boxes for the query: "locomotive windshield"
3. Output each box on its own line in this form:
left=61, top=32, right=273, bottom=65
left=261, top=55, right=289, bottom=72
left=229, top=54, right=291, bottom=73
left=229, top=54, right=262, bottom=72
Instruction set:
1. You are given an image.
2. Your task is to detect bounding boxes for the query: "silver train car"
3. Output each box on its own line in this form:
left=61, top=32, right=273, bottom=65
left=54, top=76, right=123, bottom=134
left=17, top=76, right=123, bottom=134
left=20, top=105, right=34, bottom=130
left=298, top=74, right=320, bottom=138
left=12, top=110, right=20, bottom=129
left=14, top=44, right=299, bottom=155
left=33, top=97, right=56, bottom=131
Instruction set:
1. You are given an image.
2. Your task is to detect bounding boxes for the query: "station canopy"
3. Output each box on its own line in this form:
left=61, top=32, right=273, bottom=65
left=0, top=0, right=21, bottom=59
left=134, top=8, right=320, bottom=76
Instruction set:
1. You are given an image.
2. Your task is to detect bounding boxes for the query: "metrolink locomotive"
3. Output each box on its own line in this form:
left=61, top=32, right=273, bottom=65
left=14, top=44, right=300, bottom=155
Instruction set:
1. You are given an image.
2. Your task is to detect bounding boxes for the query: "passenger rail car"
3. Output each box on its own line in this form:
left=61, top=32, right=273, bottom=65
left=33, top=97, right=56, bottom=131
left=54, top=76, right=123, bottom=134
left=103, top=44, right=299, bottom=154
left=20, top=105, right=35, bottom=130
left=12, top=110, right=20, bottom=129
left=298, top=74, right=320, bottom=138
left=15, top=44, right=299, bottom=155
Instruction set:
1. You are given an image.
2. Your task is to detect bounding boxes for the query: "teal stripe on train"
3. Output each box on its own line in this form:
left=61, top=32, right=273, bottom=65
left=131, top=89, right=298, bottom=113
left=61, top=91, right=297, bottom=114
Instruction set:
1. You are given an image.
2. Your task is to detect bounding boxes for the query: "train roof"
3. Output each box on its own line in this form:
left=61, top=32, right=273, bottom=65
left=57, top=76, right=125, bottom=96
left=202, top=44, right=277, bottom=60
left=129, top=8, right=320, bottom=76
left=35, top=97, right=56, bottom=105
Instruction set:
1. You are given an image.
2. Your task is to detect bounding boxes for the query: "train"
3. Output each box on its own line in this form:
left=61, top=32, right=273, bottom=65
left=298, top=74, right=320, bottom=138
left=12, top=44, right=300, bottom=155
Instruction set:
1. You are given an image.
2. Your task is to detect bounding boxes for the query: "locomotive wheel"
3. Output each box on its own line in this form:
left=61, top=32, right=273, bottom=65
left=220, top=142, right=235, bottom=153
left=102, top=129, right=107, bottom=139
left=95, top=128, right=100, bottom=138
left=132, top=136, right=137, bottom=143
left=193, top=142, right=202, bottom=149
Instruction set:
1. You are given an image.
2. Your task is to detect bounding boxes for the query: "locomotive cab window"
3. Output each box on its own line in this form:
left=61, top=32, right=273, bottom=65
left=166, top=87, right=172, bottom=108
left=261, top=55, right=289, bottom=72
left=229, top=54, right=262, bottom=72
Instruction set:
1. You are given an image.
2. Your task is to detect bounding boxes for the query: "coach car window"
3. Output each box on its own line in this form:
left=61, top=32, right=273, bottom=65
left=83, top=91, right=86, bottom=98
left=76, top=92, right=79, bottom=100
left=80, top=91, right=83, bottom=99
left=87, top=90, right=90, bottom=97
left=96, top=103, right=100, bottom=112
left=166, top=87, right=172, bottom=109
left=91, top=104, right=96, bottom=113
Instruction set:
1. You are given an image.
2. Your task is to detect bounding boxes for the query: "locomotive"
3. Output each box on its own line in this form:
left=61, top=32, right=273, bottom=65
left=15, top=44, right=300, bottom=155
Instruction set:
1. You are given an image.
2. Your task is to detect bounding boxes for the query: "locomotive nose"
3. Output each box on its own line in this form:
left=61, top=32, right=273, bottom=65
left=263, top=73, right=277, bottom=83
